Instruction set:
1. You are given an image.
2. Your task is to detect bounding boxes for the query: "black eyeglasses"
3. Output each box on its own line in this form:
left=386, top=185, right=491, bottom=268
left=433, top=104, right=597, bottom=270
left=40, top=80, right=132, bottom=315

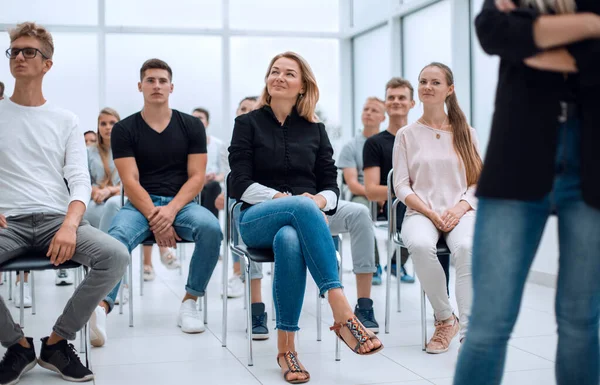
left=5, top=47, right=49, bottom=60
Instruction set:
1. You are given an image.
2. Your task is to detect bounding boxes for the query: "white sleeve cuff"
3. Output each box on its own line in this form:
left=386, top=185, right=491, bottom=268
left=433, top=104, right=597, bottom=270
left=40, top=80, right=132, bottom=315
left=241, top=183, right=280, bottom=204
left=317, top=190, right=338, bottom=211
left=69, top=184, right=92, bottom=209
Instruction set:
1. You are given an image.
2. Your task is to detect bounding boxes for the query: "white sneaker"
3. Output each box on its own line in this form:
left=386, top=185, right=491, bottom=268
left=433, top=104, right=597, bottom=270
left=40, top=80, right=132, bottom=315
left=89, top=306, right=107, bottom=347
left=55, top=269, right=74, bottom=286
left=177, top=299, right=205, bottom=334
left=114, top=285, right=129, bottom=305
left=223, top=275, right=244, bottom=298
left=14, top=282, right=32, bottom=308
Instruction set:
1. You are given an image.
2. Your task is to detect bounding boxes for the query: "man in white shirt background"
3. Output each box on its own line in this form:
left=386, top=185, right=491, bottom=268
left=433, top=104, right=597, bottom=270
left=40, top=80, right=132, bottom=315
left=0, top=22, right=129, bottom=384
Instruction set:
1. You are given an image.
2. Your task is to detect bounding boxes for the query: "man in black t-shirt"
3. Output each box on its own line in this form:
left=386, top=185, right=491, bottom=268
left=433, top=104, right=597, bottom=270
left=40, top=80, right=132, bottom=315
left=101, top=59, right=222, bottom=339
left=363, top=77, right=416, bottom=283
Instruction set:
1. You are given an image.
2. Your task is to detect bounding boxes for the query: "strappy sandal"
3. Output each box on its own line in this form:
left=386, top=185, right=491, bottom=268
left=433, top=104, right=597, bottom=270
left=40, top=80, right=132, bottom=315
left=277, top=351, right=310, bottom=384
left=330, top=315, right=384, bottom=355
left=159, top=248, right=181, bottom=270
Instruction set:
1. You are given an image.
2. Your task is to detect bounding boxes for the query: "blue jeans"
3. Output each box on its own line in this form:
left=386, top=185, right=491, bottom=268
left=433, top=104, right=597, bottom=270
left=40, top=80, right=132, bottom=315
left=104, top=195, right=222, bottom=312
left=454, top=117, right=600, bottom=385
left=238, top=196, right=342, bottom=332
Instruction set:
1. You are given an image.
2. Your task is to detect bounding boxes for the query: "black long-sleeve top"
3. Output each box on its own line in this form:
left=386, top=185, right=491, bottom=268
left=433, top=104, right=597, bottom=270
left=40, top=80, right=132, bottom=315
left=228, top=105, right=340, bottom=215
left=475, top=0, right=600, bottom=209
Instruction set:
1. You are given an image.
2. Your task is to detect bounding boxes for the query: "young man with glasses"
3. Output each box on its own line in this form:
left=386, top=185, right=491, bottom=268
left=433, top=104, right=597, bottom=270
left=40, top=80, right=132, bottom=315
left=0, top=22, right=129, bottom=384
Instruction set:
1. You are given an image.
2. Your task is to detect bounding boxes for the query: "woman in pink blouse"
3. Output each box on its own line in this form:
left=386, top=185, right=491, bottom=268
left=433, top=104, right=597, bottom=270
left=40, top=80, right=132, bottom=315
left=392, top=62, right=482, bottom=354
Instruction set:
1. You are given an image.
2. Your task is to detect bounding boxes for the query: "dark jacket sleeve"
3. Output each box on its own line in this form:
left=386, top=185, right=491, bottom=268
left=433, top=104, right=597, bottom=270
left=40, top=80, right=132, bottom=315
left=227, top=114, right=254, bottom=201
left=475, top=0, right=542, bottom=62
left=568, top=40, right=600, bottom=87
left=315, top=123, right=340, bottom=215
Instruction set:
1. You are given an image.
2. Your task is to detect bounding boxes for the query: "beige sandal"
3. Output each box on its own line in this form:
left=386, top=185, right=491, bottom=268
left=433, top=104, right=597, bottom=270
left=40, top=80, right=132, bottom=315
left=330, top=315, right=384, bottom=355
left=277, top=351, right=310, bottom=384
left=159, top=248, right=181, bottom=270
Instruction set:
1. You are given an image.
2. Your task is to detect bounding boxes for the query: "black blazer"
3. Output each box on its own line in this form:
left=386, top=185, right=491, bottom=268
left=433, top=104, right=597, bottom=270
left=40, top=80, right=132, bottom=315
left=475, top=0, right=600, bottom=209
left=228, top=105, right=340, bottom=215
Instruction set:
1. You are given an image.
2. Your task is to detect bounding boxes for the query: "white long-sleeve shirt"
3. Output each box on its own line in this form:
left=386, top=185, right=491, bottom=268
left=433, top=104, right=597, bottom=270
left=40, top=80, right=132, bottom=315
left=392, top=122, right=479, bottom=217
left=0, top=98, right=91, bottom=217
left=241, top=183, right=338, bottom=212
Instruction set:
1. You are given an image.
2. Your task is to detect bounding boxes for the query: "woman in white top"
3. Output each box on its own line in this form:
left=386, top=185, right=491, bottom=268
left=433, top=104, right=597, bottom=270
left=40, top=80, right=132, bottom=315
left=393, top=62, right=482, bottom=354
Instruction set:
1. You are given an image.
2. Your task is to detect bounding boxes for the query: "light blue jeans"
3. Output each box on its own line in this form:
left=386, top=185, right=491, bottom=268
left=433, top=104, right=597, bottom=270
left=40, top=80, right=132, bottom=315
left=238, top=196, right=342, bottom=332
left=84, top=195, right=122, bottom=233
left=103, top=195, right=222, bottom=312
left=454, top=117, right=600, bottom=385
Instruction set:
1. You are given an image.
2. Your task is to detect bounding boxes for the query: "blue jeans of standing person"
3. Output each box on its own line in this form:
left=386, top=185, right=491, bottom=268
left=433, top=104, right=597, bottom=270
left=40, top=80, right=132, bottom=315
left=238, top=196, right=342, bottom=332
left=454, top=117, right=600, bottom=385
left=103, top=195, right=222, bottom=312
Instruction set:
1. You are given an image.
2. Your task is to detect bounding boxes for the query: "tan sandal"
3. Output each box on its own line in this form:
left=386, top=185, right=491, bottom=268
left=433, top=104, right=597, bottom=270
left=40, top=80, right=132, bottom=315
left=330, top=315, right=384, bottom=355
left=277, top=351, right=310, bottom=384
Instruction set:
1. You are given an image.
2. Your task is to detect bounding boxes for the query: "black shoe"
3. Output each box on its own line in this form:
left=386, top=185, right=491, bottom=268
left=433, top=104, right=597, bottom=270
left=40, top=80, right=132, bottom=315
left=354, top=298, right=379, bottom=334
left=0, top=337, right=36, bottom=385
left=251, top=303, right=270, bottom=341
left=38, top=337, right=94, bottom=382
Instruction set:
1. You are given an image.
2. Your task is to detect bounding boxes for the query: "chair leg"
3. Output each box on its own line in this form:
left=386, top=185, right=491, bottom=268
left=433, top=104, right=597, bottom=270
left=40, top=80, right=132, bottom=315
left=397, top=246, right=402, bottom=313
left=270, top=263, right=275, bottom=322
left=244, top=258, right=253, bottom=366
left=119, top=273, right=124, bottom=315
left=31, top=272, right=36, bottom=315
left=139, top=247, right=144, bottom=297
left=178, top=245, right=183, bottom=276
left=8, top=272, right=12, bottom=300
left=203, top=293, right=208, bottom=325
left=129, top=256, right=134, bottom=327
left=19, top=271, right=25, bottom=327
left=221, top=249, right=229, bottom=347
left=421, top=287, right=427, bottom=351
left=316, top=289, right=322, bottom=342
left=384, top=241, right=393, bottom=334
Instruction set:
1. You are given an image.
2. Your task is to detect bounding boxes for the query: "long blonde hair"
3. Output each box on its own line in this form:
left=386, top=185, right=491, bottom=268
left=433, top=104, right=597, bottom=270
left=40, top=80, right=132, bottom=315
left=420, top=62, right=482, bottom=186
left=96, top=107, right=120, bottom=188
left=522, top=0, right=576, bottom=13
left=257, top=51, right=320, bottom=123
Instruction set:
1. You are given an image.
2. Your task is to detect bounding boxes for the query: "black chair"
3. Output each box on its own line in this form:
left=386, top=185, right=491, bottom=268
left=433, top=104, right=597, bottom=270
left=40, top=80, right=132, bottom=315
left=0, top=252, right=91, bottom=368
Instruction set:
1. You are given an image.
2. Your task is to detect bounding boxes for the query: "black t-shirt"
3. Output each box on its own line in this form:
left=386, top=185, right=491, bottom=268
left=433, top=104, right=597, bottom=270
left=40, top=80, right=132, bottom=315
left=363, top=130, right=404, bottom=225
left=363, top=130, right=394, bottom=186
left=111, top=110, right=207, bottom=197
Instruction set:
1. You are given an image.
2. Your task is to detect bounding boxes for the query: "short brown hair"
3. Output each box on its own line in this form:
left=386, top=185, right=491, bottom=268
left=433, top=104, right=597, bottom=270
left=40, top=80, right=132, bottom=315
left=140, top=58, right=172, bottom=81
left=0, top=81, right=4, bottom=98
left=364, top=96, right=385, bottom=110
left=9, top=22, right=54, bottom=59
left=385, top=77, right=414, bottom=100
left=192, top=107, right=210, bottom=123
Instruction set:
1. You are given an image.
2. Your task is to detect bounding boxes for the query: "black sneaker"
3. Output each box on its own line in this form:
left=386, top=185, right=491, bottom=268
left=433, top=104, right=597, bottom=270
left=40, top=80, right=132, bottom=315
left=37, top=337, right=94, bottom=382
left=251, top=303, right=270, bottom=341
left=354, top=298, right=379, bottom=334
left=0, top=337, right=36, bottom=385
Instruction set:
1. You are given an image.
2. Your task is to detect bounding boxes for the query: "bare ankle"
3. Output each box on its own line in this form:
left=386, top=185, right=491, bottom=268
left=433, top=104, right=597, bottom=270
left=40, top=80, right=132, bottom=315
left=17, top=337, right=30, bottom=349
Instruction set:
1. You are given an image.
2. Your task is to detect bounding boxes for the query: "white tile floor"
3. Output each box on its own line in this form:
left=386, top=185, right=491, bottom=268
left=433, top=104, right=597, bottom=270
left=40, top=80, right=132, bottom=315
left=1, top=240, right=560, bottom=385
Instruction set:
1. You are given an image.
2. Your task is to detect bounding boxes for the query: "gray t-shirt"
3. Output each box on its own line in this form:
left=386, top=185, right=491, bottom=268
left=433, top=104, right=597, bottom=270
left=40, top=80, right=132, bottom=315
left=87, top=145, right=120, bottom=187
left=337, top=134, right=367, bottom=185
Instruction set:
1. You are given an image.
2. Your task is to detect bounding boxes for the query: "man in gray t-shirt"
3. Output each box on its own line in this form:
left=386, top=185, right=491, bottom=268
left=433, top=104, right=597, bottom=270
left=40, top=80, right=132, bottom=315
left=338, top=97, right=386, bottom=202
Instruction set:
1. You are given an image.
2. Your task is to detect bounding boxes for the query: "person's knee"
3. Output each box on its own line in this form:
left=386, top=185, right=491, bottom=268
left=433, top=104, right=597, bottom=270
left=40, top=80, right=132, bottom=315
left=104, top=196, right=122, bottom=214
left=194, top=216, right=223, bottom=243
left=291, top=196, right=321, bottom=215
left=104, top=239, right=129, bottom=276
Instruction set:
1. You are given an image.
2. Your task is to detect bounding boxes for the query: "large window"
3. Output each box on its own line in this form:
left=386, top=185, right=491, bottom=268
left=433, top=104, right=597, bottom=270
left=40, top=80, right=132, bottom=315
left=105, top=0, right=222, bottom=28
left=352, top=0, right=393, bottom=28
left=402, top=0, right=452, bottom=123
left=105, top=34, right=223, bottom=139
left=0, top=0, right=98, bottom=26
left=229, top=0, right=339, bottom=33
left=352, top=25, right=391, bottom=135
left=230, top=37, right=340, bottom=142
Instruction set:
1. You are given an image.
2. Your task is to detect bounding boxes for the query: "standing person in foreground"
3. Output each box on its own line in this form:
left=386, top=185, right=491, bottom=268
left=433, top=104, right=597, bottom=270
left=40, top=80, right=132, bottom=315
left=0, top=22, right=129, bottom=384
left=394, top=62, right=480, bottom=354
left=107, top=58, right=222, bottom=335
left=454, top=1, right=600, bottom=384
left=229, top=51, right=383, bottom=384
